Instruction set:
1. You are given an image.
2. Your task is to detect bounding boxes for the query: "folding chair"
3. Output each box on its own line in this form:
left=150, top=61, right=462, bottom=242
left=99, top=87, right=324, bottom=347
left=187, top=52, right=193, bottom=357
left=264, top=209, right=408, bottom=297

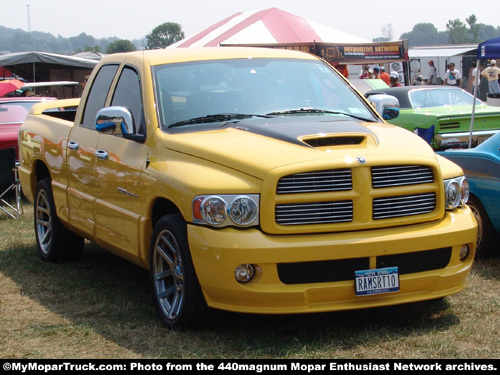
left=414, top=124, right=435, bottom=146
left=0, top=148, right=23, bottom=219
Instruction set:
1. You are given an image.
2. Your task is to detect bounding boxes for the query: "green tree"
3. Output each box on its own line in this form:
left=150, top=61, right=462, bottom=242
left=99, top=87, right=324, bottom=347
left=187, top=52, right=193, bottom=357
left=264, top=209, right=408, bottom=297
left=478, top=24, right=500, bottom=41
left=85, top=45, right=102, bottom=52
left=146, top=22, right=184, bottom=49
left=446, top=19, right=468, bottom=44
left=400, top=23, right=447, bottom=47
left=105, top=39, right=137, bottom=54
left=466, top=15, right=479, bottom=43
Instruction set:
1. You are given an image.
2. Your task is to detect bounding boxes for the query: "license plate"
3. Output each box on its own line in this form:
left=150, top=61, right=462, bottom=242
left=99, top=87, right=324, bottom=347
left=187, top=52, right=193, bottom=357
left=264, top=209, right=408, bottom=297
left=355, top=267, right=400, bottom=296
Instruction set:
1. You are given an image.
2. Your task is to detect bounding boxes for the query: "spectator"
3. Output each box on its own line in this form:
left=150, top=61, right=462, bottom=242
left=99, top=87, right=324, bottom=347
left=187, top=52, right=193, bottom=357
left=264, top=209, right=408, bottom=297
left=480, top=59, right=500, bottom=94
left=372, top=66, right=380, bottom=79
left=333, top=64, right=349, bottom=78
left=379, top=66, right=390, bottom=85
left=359, top=65, right=371, bottom=79
left=389, top=71, right=402, bottom=87
left=443, top=62, right=461, bottom=87
left=471, top=62, right=480, bottom=96
left=427, top=60, right=437, bottom=85
left=80, top=75, right=90, bottom=89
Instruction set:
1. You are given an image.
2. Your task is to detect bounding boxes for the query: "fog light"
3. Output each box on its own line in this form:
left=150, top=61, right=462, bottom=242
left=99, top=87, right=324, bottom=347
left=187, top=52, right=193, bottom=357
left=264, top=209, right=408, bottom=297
left=459, top=244, right=469, bottom=260
left=235, top=264, right=255, bottom=283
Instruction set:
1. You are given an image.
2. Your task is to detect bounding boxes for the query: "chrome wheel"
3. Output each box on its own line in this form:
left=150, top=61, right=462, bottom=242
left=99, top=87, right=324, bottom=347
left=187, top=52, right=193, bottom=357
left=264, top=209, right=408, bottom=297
left=152, top=228, right=185, bottom=321
left=467, top=196, right=493, bottom=258
left=34, top=178, right=83, bottom=262
left=469, top=202, right=483, bottom=249
left=149, top=214, right=210, bottom=329
left=35, top=188, right=53, bottom=256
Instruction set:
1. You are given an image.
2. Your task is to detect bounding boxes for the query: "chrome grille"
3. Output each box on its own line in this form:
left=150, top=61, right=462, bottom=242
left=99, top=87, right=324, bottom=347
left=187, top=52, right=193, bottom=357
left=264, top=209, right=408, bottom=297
left=372, top=165, right=434, bottom=188
left=277, top=169, right=352, bottom=194
left=373, top=193, right=436, bottom=219
left=276, top=201, right=353, bottom=225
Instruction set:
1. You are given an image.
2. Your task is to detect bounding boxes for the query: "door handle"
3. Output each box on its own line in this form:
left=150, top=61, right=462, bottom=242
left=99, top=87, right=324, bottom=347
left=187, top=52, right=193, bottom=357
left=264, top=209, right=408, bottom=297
left=67, top=141, right=79, bottom=150
left=95, top=150, right=109, bottom=160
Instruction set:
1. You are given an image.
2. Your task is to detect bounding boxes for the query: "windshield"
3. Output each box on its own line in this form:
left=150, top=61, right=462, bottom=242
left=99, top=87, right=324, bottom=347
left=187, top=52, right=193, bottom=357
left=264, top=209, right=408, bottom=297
left=0, top=101, right=37, bottom=125
left=408, top=88, right=483, bottom=109
left=153, top=58, right=377, bottom=130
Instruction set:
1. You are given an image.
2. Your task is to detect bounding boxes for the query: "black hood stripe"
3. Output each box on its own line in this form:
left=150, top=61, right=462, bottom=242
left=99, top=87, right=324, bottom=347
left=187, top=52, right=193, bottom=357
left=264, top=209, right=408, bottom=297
left=229, top=116, right=375, bottom=147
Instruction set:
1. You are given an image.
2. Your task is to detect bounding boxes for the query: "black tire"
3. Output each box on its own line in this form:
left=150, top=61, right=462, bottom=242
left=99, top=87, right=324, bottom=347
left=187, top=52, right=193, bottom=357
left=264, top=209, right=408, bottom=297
left=34, top=178, right=84, bottom=262
left=468, top=195, right=494, bottom=258
left=149, top=213, right=210, bottom=330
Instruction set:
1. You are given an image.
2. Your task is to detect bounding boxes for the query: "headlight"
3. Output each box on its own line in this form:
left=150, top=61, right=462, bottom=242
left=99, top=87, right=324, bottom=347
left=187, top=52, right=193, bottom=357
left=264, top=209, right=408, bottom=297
left=444, top=176, right=469, bottom=210
left=193, top=194, right=260, bottom=227
left=200, top=196, right=227, bottom=225
left=228, top=196, right=258, bottom=225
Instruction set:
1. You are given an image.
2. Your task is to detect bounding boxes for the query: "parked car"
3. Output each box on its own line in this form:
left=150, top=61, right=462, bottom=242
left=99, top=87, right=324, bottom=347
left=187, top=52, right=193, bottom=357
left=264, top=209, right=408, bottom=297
left=1, top=97, right=60, bottom=191
left=0, top=97, right=56, bottom=152
left=350, top=78, right=389, bottom=95
left=365, top=86, right=500, bottom=150
left=439, top=132, right=500, bottom=257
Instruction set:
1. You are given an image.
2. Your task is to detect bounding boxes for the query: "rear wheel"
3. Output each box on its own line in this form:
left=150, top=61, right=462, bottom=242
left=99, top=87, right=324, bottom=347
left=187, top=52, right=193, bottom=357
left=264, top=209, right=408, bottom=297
left=468, top=195, right=494, bottom=258
left=34, top=178, right=83, bottom=262
left=149, top=213, right=210, bottom=330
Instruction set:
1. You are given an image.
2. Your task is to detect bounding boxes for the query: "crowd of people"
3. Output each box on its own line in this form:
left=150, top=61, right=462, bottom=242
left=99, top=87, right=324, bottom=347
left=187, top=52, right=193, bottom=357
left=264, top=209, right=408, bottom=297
left=358, top=64, right=400, bottom=87
left=427, top=59, right=500, bottom=96
left=357, top=59, right=500, bottom=95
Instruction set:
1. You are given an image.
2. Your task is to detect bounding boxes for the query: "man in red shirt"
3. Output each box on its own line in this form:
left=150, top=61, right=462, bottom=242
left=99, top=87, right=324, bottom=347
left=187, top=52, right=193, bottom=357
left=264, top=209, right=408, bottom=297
left=390, top=71, right=402, bottom=87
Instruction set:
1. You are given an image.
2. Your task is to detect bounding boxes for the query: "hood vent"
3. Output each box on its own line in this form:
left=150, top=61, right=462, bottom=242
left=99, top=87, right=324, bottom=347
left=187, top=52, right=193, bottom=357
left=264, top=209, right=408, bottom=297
left=302, top=136, right=364, bottom=148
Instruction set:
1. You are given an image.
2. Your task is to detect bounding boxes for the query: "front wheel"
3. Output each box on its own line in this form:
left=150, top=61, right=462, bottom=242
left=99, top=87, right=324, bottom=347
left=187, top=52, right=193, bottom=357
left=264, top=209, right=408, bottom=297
left=149, top=213, right=210, bottom=330
left=34, top=178, right=84, bottom=262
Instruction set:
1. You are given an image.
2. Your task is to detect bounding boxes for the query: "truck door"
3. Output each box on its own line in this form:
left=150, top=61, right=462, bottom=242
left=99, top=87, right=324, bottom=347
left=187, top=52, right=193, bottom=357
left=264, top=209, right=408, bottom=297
left=67, top=64, right=119, bottom=237
left=94, top=65, right=148, bottom=257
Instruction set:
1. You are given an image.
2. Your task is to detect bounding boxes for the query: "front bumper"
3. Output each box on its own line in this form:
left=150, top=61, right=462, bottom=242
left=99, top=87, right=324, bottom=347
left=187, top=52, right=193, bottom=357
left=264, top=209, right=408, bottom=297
left=187, top=206, right=477, bottom=314
left=436, top=130, right=499, bottom=149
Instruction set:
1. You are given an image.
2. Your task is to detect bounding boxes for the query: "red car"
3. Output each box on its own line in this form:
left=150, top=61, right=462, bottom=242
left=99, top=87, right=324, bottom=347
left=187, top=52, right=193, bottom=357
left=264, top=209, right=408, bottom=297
left=0, top=97, right=56, bottom=152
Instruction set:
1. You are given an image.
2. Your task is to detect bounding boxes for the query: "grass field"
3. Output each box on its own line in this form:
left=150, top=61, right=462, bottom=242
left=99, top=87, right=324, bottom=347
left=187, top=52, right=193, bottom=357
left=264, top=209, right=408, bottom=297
left=1, top=201, right=499, bottom=359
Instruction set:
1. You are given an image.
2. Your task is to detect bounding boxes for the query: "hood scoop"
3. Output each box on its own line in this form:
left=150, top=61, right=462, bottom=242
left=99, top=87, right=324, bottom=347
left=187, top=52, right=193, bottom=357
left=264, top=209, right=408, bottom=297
left=301, top=135, right=365, bottom=148
left=231, top=116, right=377, bottom=148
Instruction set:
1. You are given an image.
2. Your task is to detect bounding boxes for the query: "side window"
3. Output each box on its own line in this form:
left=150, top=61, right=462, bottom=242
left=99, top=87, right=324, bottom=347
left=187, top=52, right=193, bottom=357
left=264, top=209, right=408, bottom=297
left=111, top=66, right=145, bottom=135
left=81, top=64, right=119, bottom=129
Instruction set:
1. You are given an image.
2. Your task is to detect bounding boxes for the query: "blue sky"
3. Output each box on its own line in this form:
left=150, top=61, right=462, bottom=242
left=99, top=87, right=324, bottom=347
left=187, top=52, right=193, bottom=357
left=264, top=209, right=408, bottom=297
left=2, top=0, right=498, bottom=42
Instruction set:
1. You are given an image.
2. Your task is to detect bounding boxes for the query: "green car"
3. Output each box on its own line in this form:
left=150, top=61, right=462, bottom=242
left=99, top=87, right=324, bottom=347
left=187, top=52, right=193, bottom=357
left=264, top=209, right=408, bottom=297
left=365, top=86, right=500, bottom=150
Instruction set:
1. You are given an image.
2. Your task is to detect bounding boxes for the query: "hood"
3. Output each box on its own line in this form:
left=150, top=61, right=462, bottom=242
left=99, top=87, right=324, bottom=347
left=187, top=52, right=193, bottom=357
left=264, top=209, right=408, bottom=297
left=164, top=116, right=437, bottom=179
left=403, top=104, right=500, bottom=118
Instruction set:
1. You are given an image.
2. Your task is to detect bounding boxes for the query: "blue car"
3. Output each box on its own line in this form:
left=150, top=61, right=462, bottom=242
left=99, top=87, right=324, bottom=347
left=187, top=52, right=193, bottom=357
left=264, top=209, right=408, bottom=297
left=439, top=132, right=500, bottom=257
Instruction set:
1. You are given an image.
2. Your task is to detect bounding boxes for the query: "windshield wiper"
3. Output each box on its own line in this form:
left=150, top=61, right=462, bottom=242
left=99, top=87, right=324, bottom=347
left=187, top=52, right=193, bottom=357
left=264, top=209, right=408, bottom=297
left=265, top=108, right=375, bottom=122
left=168, top=113, right=271, bottom=128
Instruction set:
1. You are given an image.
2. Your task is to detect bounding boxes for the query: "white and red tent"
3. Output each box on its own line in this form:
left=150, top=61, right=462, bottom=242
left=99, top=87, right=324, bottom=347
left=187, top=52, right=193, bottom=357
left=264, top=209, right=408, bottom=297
left=170, top=8, right=369, bottom=48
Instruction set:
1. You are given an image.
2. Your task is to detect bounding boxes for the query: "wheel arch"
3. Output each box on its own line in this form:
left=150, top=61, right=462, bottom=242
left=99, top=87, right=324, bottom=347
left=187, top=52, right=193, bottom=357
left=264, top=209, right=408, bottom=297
left=35, top=159, right=51, bottom=183
left=23, top=159, right=51, bottom=201
left=151, top=197, right=183, bottom=229
left=143, top=197, right=185, bottom=267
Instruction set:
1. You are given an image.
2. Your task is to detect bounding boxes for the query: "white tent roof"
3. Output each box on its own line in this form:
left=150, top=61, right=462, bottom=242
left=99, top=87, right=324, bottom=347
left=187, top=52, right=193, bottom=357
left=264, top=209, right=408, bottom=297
left=170, top=8, right=369, bottom=48
left=409, top=44, right=477, bottom=58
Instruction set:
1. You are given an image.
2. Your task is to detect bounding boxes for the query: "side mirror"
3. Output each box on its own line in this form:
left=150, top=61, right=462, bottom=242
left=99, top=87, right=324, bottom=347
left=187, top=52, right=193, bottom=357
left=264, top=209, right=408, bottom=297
left=95, top=106, right=145, bottom=142
left=96, top=106, right=135, bottom=135
left=367, top=94, right=400, bottom=120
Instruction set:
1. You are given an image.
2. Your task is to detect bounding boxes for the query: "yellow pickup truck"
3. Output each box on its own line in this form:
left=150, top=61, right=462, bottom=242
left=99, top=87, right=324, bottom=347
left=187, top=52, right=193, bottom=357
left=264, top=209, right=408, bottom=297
left=18, top=47, right=477, bottom=330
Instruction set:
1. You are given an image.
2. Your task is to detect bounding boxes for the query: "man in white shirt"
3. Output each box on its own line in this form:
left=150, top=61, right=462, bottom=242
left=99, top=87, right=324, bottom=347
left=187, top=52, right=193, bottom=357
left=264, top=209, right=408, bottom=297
left=471, top=62, right=480, bottom=96
left=443, top=62, right=461, bottom=87
left=427, top=60, right=437, bottom=84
